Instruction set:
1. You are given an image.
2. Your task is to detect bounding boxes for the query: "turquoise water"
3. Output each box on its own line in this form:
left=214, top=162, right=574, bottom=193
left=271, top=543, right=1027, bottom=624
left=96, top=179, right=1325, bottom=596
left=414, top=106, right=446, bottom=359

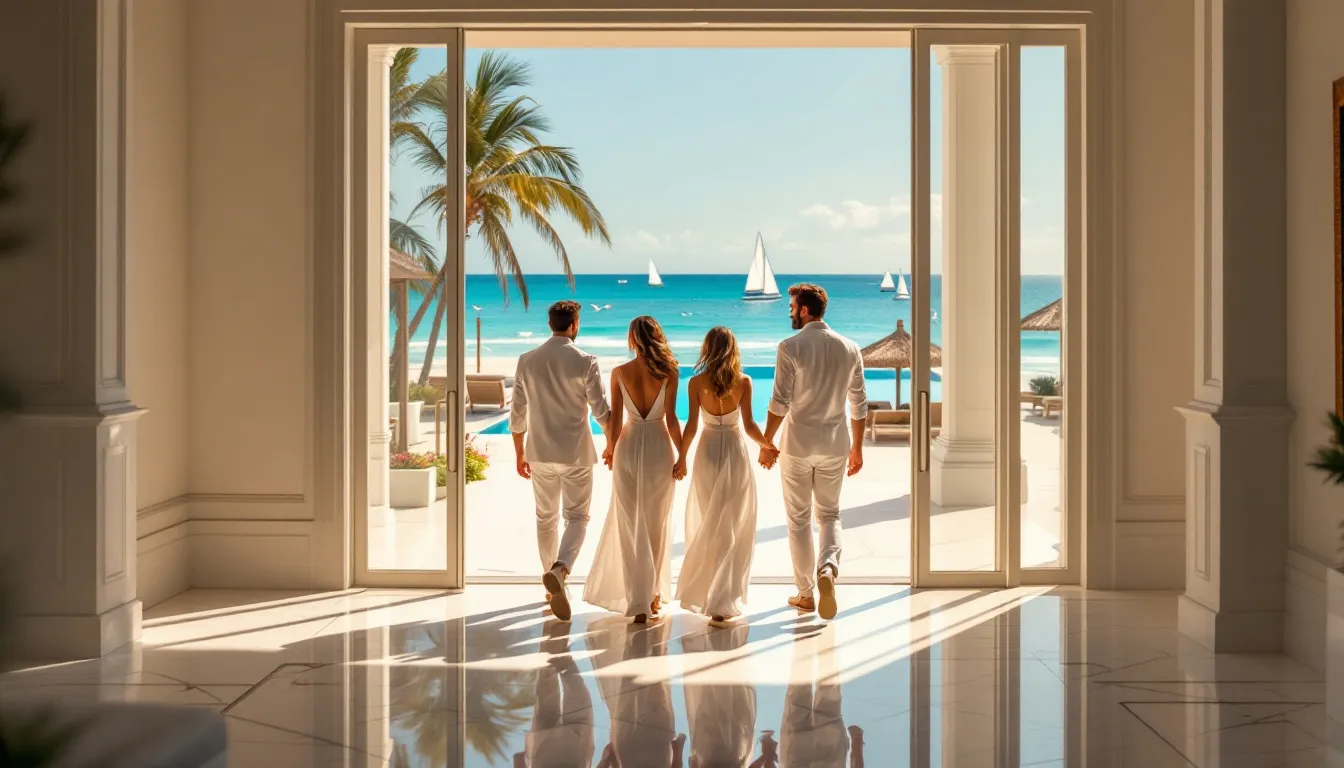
left=476, top=364, right=942, bottom=435
left=406, top=273, right=1063, bottom=370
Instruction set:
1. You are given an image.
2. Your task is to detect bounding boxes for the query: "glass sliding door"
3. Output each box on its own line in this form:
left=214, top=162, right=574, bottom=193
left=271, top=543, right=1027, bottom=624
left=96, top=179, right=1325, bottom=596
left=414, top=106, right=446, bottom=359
left=352, top=28, right=467, bottom=588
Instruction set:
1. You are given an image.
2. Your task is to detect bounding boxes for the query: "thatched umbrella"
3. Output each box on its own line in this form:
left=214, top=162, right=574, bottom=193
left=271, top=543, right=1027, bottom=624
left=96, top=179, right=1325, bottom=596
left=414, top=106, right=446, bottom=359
left=1021, top=298, right=1063, bottom=390
left=860, top=319, right=944, bottom=408
left=390, top=248, right=431, bottom=451
left=1021, top=298, right=1061, bottom=332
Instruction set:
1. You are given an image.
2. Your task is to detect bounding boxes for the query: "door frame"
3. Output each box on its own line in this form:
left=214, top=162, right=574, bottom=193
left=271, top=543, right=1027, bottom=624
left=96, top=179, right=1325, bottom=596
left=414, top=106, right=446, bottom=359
left=910, top=27, right=1082, bottom=588
left=316, top=4, right=1108, bottom=590
left=349, top=27, right=467, bottom=589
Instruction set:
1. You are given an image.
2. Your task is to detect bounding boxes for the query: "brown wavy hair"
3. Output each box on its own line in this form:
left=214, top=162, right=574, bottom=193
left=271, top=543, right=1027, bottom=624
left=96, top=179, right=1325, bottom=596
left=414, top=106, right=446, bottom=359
left=694, top=326, right=741, bottom=400
left=627, top=316, right=679, bottom=381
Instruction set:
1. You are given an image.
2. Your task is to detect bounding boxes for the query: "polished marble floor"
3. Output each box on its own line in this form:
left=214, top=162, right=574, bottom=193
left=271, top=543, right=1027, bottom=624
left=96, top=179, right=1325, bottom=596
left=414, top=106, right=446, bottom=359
left=0, top=586, right=1332, bottom=766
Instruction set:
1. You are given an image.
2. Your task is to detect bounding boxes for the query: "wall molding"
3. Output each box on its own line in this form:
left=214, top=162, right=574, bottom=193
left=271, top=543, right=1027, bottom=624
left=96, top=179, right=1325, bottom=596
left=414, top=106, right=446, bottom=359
left=1113, top=520, right=1184, bottom=589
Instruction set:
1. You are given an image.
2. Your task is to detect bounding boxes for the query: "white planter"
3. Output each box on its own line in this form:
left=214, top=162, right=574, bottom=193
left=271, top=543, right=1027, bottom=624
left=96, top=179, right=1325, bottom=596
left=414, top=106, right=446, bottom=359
left=389, top=466, right=436, bottom=508
left=390, top=400, right=424, bottom=446
left=1328, top=568, right=1344, bottom=729
left=436, top=484, right=447, bottom=500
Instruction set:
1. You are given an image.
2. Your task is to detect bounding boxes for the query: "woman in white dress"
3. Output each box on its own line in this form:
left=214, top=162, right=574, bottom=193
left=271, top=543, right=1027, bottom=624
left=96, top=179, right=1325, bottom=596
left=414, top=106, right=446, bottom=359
left=674, top=327, right=777, bottom=626
left=584, top=316, right=682, bottom=623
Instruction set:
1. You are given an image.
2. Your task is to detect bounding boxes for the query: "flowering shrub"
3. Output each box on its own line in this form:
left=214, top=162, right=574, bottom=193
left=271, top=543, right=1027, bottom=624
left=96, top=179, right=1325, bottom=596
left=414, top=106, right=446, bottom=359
left=390, top=451, right=435, bottom=470
left=464, top=436, right=489, bottom=484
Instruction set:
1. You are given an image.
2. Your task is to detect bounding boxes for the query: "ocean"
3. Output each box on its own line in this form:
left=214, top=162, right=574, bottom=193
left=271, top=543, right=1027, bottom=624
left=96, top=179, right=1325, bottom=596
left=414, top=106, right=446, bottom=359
left=406, top=272, right=1063, bottom=373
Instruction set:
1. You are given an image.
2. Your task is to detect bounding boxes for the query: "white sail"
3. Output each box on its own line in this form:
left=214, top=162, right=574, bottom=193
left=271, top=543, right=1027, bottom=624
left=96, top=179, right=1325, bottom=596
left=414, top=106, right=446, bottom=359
left=742, top=233, right=782, bottom=301
left=879, top=271, right=896, bottom=291
left=895, top=272, right=911, bottom=300
left=648, top=259, right=663, bottom=287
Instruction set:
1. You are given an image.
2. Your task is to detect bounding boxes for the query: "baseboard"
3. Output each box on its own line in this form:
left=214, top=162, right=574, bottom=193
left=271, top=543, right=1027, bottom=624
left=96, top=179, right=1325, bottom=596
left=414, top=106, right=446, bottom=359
left=138, top=521, right=189, bottom=608
left=11, top=600, right=142, bottom=661
left=1285, top=548, right=1328, bottom=672
left=187, top=519, right=315, bottom=589
left=1113, top=520, right=1184, bottom=588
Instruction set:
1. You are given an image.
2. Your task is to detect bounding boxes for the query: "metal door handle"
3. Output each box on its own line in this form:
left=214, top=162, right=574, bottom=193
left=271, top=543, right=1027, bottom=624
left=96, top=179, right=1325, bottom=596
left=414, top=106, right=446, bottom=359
left=447, top=390, right=459, bottom=474
left=919, top=390, right=930, bottom=473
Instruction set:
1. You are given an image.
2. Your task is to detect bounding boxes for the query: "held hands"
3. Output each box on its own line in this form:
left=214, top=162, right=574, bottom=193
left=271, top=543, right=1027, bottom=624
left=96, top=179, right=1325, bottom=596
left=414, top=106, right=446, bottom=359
left=757, top=443, right=780, bottom=470
left=601, top=443, right=614, bottom=470
left=672, top=456, right=687, bottom=481
left=847, top=445, right=864, bottom=476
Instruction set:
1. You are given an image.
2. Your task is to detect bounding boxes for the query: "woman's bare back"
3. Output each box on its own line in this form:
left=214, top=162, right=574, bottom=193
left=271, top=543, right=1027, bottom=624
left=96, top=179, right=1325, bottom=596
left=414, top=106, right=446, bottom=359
left=617, top=359, right=668, bottom=418
left=693, top=373, right=749, bottom=417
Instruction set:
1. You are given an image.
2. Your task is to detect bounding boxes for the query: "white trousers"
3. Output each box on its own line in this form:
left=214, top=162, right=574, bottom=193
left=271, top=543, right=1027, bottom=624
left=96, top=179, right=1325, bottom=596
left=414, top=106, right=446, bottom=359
left=531, top=462, right=594, bottom=574
left=780, top=454, right=846, bottom=595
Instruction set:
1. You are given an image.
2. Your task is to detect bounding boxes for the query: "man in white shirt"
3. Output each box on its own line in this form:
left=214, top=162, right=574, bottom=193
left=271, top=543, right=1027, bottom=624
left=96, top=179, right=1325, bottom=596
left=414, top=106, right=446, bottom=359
left=510, top=300, right=611, bottom=621
left=762, top=283, right=867, bottom=621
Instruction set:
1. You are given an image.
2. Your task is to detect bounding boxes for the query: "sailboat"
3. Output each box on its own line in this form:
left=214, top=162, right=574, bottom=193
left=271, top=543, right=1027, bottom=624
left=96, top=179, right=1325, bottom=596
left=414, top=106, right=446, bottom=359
left=648, top=259, right=664, bottom=288
left=894, top=271, right=911, bottom=301
left=742, top=233, right=782, bottom=301
left=879, top=271, right=896, bottom=292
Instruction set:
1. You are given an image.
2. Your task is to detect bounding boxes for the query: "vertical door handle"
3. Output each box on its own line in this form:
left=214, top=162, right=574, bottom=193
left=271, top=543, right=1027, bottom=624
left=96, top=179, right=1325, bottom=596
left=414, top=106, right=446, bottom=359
left=447, top=390, right=459, bottom=474
left=919, top=390, right=931, bottom=473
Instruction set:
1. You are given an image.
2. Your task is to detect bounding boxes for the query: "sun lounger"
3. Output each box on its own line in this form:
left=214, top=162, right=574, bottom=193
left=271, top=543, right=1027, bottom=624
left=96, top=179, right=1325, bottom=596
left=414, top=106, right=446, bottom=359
left=868, top=401, right=942, bottom=443
left=1042, top=395, right=1063, bottom=419
left=466, top=374, right=510, bottom=413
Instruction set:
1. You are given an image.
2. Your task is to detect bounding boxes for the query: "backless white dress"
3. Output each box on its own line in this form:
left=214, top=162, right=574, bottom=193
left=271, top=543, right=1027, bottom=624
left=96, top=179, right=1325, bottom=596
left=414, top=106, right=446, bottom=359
left=583, top=378, right=675, bottom=616
left=675, top=405, right=757, bottom=618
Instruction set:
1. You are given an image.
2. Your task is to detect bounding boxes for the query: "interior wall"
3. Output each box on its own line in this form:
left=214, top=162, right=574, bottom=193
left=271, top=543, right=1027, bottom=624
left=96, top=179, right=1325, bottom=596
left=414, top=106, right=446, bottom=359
left=170, top=0, right=1195, bottom=590
left=1285, top=0, right=1344, bottom=671
left=128, top=0, right=191, bottom=607
left=1111, top=0, right=1195, bottom=589
left=186, top=0, right=316, bottom=586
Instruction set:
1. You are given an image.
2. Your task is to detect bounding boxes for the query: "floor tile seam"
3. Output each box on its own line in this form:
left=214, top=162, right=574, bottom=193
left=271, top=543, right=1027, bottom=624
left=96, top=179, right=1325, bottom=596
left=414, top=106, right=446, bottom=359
left=1117, top=702, right=1200, bottom=767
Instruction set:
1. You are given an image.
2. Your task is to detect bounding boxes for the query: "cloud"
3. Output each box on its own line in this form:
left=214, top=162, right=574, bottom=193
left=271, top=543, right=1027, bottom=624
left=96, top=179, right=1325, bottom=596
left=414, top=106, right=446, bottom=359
left=630, top=230, right=663, bottom=249
left=841, top=200, right=882, bottom=229
left=800, top=204, right=849, bottom=229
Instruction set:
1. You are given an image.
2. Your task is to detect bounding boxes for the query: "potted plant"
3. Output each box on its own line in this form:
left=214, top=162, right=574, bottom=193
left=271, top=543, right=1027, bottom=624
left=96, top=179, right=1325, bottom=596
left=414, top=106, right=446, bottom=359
left=1310, top=412, right=1344, bottom=727
left=1029, top=375, right=1060, bottom=397
left=389, top=451, right=437, bottom=508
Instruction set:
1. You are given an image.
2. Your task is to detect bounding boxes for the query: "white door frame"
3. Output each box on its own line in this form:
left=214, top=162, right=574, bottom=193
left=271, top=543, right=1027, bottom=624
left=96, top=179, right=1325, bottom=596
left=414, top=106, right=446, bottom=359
left=317, top=4, right=1108, bottom=590
left=910, top=27, right=1082, bottom=588
left=349, top=27, right=467, bottom=589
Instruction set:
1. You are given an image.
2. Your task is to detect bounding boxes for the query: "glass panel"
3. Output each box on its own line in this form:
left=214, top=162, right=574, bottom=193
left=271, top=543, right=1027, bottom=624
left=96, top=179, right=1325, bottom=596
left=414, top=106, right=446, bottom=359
left=371, top=45, right=449, bottom=571
left=927, top=45, right=1000, bottom=572
left=1019, top=46, right=1066, bottom=570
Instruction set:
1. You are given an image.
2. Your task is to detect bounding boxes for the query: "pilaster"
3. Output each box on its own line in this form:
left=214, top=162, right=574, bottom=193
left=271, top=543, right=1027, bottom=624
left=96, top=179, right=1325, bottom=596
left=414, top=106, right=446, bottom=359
left=1178, top=0, right=1291, bottom=653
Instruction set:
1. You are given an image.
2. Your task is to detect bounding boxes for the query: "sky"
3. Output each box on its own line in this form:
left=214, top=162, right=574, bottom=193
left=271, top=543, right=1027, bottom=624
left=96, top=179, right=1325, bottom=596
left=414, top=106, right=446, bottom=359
left=391, top=46, right=1066, bottom=276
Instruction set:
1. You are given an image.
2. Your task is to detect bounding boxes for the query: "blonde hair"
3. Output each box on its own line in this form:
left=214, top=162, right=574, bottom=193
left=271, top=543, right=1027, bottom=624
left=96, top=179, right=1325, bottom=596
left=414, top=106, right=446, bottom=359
left=695, top=326, right=741, bottom=400
left=628, top=316, right=679, bottom=381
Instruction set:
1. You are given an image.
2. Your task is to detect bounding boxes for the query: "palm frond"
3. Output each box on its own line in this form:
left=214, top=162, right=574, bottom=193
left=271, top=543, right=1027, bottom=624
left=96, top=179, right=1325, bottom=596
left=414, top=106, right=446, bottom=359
left=1309, top=411, right=1344, bottom=485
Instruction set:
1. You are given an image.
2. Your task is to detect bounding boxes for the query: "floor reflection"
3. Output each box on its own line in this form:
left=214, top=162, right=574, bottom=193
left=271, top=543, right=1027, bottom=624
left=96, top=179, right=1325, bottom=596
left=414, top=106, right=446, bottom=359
left=1, top=586, right=1330, bottom=767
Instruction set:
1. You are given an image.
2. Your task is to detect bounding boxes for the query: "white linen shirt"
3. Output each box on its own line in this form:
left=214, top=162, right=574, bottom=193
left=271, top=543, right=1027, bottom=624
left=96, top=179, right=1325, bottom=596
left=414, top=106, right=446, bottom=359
left=509, top=336, right=611, bottom=466
left=768, top=321, right=868, bottom=458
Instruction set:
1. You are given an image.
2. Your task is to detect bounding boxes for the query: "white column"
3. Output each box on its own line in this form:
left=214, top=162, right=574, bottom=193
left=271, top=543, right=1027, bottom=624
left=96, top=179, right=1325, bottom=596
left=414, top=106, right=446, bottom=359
left=367, top=46, right=397, bottom=511
left=0, top=0, right=144, bottom=659
left=930, top=46, right=999, bottom=508
left=1177, top=0, right=1291, bottom=652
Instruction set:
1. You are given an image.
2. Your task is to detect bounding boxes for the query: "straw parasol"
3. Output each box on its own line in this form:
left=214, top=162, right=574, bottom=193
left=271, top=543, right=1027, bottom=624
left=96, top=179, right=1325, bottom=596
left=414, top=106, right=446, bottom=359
left=390, top=248, right=432, bottom=451
left=1020, top=298, right=1061, bottom=332
left=860, top=319, right=944, bottom=408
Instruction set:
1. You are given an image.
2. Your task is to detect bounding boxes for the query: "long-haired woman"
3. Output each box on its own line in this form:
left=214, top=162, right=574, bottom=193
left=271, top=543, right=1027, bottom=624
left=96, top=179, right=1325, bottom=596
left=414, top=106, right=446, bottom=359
left=584, top=316, right=683, bottom=623
left=674, top=326, right=776, bottom=626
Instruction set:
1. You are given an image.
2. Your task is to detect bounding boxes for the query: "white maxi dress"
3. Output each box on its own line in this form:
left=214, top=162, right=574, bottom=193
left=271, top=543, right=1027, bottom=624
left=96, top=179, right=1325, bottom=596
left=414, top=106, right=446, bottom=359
left=583, top=379, right=675, bottom=616
left=675, top=406, right=758, bottom=618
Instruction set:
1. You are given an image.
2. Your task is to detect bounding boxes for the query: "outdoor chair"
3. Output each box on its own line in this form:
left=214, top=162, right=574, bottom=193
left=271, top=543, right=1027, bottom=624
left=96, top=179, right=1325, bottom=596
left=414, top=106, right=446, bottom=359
left=868, top=401, right=942, bottom=443
left=466, top=374, right=510, bottom=413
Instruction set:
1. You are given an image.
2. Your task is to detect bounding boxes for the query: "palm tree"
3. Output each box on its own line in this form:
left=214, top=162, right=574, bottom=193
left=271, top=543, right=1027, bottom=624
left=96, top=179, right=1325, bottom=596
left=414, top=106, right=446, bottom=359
left=401, top=51, right=611, bottom=385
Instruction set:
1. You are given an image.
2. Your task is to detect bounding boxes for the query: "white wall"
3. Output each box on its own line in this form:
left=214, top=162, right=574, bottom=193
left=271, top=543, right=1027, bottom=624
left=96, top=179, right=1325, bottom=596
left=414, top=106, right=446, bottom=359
left=128, top=0, right=191, bottom=607
left=1113, top=0, right=1195, bottom=588
left=1285, top=0, right=1344, bottom=671
left=184, top=0, right=316, bottom=586
left=163, top=0, right=1195, bottom=591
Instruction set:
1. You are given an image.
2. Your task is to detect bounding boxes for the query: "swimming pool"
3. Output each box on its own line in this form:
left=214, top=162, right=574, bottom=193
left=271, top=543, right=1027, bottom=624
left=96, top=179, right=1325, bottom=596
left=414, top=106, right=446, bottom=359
left=476, top=365, right=942, bottom=435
